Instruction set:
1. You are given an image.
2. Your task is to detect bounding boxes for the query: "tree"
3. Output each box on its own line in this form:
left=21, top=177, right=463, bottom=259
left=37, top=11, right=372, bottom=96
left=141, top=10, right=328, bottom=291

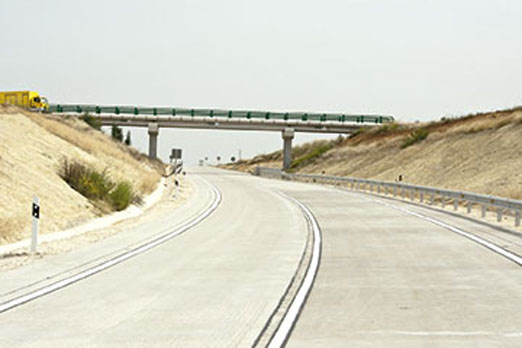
left=216, top=156, right=221, bottom=163
left=230, top=156, right=236, bottom=162
left=82, top=112, right=101, bottom=130
left=124, top=131, right=131, bottom=146
left=111, top=125, right=123, bottom=142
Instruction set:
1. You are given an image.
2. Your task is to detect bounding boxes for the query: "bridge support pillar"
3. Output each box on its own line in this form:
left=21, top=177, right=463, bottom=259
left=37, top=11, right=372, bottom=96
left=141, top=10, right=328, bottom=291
left=148, top=123, right=159, bottom=160
left=282, top=127, right=295, bottom=171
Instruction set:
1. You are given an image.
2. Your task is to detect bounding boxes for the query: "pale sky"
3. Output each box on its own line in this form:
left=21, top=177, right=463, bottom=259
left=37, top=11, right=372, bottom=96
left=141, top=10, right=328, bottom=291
left=2, top=0, right=521, bottom=164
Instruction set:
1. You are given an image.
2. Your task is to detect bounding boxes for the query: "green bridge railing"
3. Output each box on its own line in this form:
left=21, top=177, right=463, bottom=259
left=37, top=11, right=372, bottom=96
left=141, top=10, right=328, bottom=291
left=48, top=104, right=394, bottom=124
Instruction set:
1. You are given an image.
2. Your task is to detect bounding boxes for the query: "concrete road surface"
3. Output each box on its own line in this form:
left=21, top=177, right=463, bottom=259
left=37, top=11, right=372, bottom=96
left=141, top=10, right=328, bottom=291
left=0, top=168, right=308, bottom=347
left=283, top=182, right=522, bottom=348
left=1, top=167, right=521, bottom=347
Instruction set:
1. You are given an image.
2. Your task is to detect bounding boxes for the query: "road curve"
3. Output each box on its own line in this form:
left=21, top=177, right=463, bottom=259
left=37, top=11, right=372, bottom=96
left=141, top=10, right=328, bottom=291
left=1, top=168, right=521, bottom=347
left=0, top=168, right=309, bottom=347
left=281, top=182, right=522, bottom=347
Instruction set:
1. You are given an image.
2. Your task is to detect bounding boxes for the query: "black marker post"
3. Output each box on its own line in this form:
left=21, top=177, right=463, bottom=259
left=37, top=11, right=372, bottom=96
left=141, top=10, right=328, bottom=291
left=31, top=196, right=40, bottom=253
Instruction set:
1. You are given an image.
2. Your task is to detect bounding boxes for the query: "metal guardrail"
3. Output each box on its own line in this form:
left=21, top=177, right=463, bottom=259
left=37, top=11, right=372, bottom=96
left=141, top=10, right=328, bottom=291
left=255, top=167, right=522, bottom=227
left=48, top=104, right=394, bottom=124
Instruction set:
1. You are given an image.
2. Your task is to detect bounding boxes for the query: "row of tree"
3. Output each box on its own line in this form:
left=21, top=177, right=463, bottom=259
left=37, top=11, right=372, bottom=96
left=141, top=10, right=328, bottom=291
left=82, top=113, right=131, bottom=146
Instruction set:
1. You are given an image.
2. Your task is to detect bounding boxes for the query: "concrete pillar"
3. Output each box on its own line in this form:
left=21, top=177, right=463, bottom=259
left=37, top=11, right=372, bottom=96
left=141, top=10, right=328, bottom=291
left=148, top=123, right=159, bottom=159
left=282, top=127, right=295, bottom=171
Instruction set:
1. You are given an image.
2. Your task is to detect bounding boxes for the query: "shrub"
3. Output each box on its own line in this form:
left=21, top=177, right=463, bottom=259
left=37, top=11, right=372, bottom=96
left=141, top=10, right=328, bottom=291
left=124, top=131, right=132, bottom=146
left=111, top=125, right=123, bottom=142
left=59, top=159, right=134, bottom=211
left=375, top=122, right=399, bottom=134
left=82, top=112, right=102, bottom=130
left=401, top=128, right=429, bottom=149
left=59, top=159, right=114, bottom=200
left=110, top=182, right=134, bottom=211
left=349, top=127, right=367, bottom=138
left=291, top=143, right=333, bottom=169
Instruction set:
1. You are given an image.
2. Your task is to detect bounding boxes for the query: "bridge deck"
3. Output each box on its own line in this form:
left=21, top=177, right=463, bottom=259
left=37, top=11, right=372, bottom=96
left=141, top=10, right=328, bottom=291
left=49, top=104, right=393, bottom=131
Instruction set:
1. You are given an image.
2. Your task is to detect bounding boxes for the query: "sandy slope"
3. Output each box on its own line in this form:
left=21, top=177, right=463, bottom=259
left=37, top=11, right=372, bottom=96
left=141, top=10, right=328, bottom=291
left=226, top=107, right=522, bottom=199
left=0, top=106, right=162, bottom=244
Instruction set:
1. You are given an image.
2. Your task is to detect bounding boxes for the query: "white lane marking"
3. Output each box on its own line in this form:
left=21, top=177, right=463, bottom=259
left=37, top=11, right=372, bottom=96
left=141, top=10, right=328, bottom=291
left=357, top=330, right=522, bottom=337
left=371, top=198, right=522, bottom=266
left=0, top=184, right=222, bottom=314
left=268, top=196, right=322, bottom=348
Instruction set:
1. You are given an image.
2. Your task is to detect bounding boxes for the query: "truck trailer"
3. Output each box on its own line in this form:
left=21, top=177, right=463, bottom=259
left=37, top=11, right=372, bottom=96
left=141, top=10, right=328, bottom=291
left=0, top=91, right=49, bottom=111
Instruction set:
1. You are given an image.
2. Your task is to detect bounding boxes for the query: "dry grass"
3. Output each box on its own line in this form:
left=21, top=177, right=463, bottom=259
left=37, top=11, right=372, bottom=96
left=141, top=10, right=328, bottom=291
left=226, top=106, right=522, bottom=200
left=0, top=217, right=26, bottom=244
left=0, top=107, right=164, bottom=244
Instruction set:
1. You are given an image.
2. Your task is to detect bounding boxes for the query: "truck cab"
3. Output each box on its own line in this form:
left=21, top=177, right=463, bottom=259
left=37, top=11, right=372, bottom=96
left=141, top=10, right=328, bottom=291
left=30, top=94, right=49, bottom=111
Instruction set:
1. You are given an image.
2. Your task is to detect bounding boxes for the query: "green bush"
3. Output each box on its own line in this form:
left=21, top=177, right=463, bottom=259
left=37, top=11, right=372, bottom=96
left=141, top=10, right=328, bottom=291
left=59, top=159, right=134, bottom=211
left=291, top=143, right=333, bottom=169
left=110, top=182, right=134, bottom=211
left=111, top=125, right=124, bottom=142
left=348, top=127, right=368, bottom=138
left=82, top=112, right=102, bottom=130
left=401, top=128, right=429, bottom=149
left=124, top=131, right=132, bottom=146
left=375, top=122, right=399, bottom=134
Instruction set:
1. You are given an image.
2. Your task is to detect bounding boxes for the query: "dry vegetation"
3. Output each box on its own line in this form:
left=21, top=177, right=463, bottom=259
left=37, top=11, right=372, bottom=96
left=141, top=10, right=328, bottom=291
left=224, top=107, right=522, bottom=199
left=0, top=106, right=164, bottom=244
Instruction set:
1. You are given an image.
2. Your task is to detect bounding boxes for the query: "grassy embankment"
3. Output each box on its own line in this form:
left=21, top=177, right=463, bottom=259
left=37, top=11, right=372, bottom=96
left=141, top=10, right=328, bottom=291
left=224, top=107, right=522, bottom=199
left=0, top=106, right=164, bottom=244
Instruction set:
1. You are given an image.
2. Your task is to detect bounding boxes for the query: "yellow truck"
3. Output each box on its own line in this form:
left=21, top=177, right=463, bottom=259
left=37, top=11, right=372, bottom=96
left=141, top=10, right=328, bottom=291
left=0, top=91, right=49, bottom=111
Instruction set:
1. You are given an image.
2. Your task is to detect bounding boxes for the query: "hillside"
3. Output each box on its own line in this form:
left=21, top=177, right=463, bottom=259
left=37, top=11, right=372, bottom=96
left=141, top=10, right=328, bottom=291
left=225, top=107, right=522, bottom=199
left=0, top=106, right=163, bottom=244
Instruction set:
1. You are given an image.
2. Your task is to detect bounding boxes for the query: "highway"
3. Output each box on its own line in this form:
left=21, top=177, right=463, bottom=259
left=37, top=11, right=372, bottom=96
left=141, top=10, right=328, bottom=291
left=1, top=167, right=521, bottom=347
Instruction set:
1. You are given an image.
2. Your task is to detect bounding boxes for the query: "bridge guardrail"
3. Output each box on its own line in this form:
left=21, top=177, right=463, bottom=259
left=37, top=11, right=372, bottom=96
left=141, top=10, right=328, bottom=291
left=254, top=167, right=522, bottom=227
left=48, top=104, right=394, bottom=124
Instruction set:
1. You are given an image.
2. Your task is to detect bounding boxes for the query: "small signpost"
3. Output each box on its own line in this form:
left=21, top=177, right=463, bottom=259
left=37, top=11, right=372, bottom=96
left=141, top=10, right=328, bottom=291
left=169, top=148, right=183, bottom=197
left=170, top=148, right=183, bottom=174
left=31, top=196, right=40, bottom=253
left=169, top=148, right=182, bottom=163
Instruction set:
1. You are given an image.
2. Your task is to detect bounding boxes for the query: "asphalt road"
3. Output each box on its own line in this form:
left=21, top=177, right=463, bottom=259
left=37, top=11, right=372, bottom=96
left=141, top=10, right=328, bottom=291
left=1, top=167, right=521, bottom=347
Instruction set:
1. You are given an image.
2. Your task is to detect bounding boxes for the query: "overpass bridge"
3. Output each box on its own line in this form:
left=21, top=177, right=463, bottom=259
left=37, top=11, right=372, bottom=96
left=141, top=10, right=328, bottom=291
left=48, top=104, right=394, bottom=169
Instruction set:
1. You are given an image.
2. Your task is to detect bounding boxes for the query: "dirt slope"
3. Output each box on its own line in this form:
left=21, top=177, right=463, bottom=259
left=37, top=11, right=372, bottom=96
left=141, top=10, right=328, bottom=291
left=226, top=107, right=522, bottom=199
left=0, top=106, right=163, bottom=244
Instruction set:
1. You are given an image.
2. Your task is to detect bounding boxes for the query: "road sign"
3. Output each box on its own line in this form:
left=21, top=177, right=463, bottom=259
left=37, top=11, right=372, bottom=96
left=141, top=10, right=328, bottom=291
left=170, top=148, right=182, bottom=160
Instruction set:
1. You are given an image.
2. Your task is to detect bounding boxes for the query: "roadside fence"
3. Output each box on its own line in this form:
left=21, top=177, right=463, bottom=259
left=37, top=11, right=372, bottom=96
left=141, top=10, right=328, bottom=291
left=254, top=167, right=522, bottom=228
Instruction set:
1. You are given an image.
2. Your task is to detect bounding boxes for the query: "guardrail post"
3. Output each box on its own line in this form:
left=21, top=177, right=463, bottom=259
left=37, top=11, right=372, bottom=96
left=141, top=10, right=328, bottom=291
left=420, top=192, right=424, bottom=203
left=370, top=184, right=373, bottom=192
left=441, top=197, right=446, bottom=209
left=393, top=186, right=397, bottom=197
left=377, top=185, right=380, bottom=194
left=453, top=199, right=458, bottom=211
left=497, top=208, right=503, bottom=222
left=401, top=188, right=405, bottom=199
left=410, top=190, right=414, bottom=202
left=516, top=211, right=521, bottom=227
left=481, top=205, right=487, bottom=218
left=466, top=201, right=472, bottom=214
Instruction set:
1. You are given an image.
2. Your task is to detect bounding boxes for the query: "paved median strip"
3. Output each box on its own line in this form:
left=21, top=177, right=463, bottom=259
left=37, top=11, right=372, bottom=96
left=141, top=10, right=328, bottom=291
left=0, top=182, right=222, bottom=314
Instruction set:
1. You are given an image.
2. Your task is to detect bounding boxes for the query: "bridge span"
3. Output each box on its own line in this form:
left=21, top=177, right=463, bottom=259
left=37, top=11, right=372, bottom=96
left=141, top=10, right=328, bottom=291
left=49, top=104, right=394, bottom=169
